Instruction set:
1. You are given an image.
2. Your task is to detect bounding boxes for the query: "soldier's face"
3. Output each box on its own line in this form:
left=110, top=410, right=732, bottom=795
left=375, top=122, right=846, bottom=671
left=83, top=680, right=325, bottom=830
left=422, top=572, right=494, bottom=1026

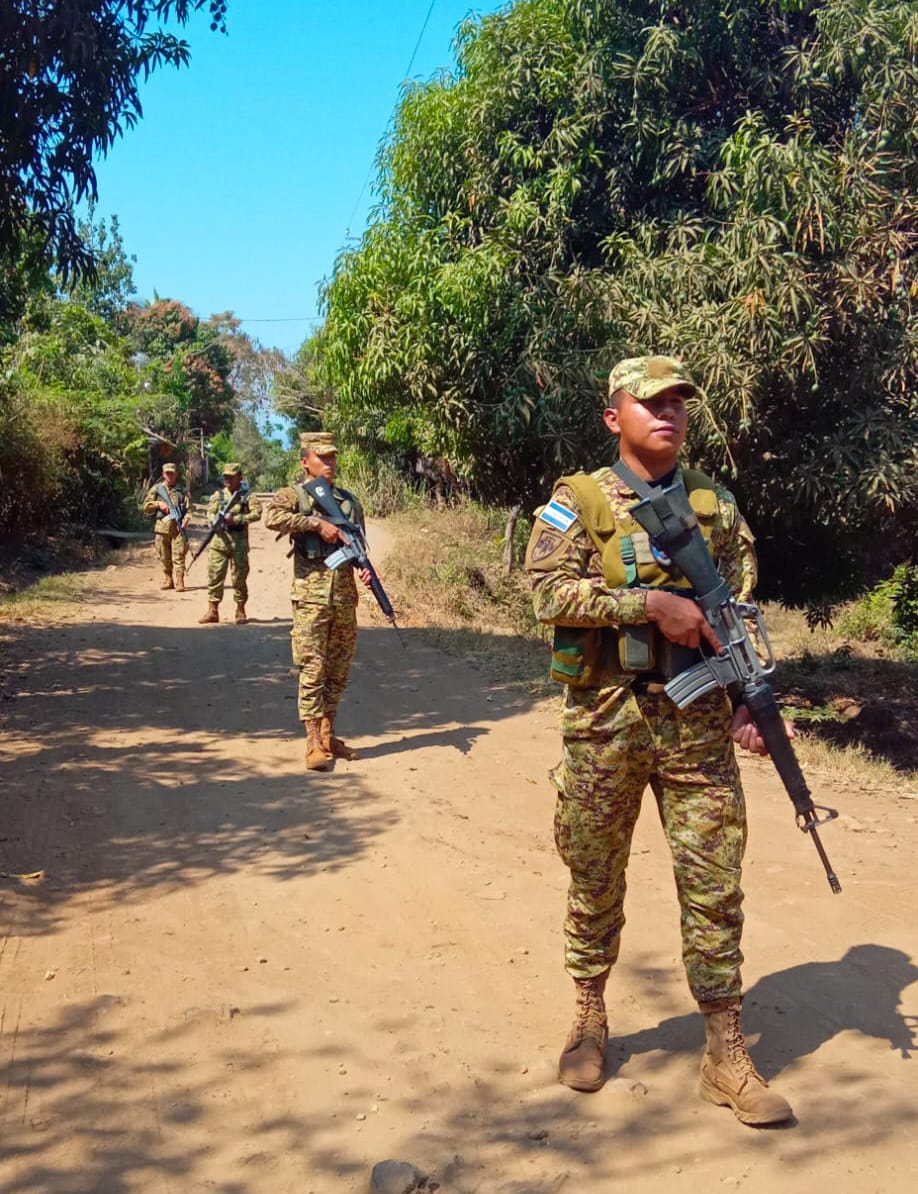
left=164, top=473, right=177, bottom=487
left=303, top=451, right=336, bottom=482
left=224, top=474, right=242, bottom=492
left=603, top=387, right=689, bottom=464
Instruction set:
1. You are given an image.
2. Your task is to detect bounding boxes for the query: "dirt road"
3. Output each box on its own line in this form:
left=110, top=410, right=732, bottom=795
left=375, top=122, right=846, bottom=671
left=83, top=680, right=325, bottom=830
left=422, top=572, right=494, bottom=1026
left=1, top=516, right=916, bottom=1193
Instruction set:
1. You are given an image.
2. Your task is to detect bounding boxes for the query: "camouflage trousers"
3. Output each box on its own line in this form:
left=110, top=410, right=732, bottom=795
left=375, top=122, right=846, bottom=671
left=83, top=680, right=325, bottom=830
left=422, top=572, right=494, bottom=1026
left=291, top=599, right=358, bottom=721
left=552, top=684, right=746, bottom=1003
left=155, top=528, right=187, bottom=578
left=206, top=537, right=250, bottom=604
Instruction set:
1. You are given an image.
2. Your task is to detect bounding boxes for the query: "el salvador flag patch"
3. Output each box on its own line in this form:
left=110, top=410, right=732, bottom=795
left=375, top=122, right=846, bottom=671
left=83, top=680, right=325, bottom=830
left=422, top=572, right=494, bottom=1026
left=539, top=500, right=578, bottom=533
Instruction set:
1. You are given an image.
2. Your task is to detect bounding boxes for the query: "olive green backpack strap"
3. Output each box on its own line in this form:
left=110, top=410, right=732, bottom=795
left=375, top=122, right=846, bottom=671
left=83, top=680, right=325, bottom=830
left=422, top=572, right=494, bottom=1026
left=554, top=473, right=615, bottom=545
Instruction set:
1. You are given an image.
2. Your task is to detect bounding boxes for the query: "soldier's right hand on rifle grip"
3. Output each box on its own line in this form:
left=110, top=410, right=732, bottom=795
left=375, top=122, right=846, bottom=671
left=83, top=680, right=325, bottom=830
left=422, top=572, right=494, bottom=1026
left=645, top=589, right=723, bottom=652
left=317, top=518, right=340, bottom=544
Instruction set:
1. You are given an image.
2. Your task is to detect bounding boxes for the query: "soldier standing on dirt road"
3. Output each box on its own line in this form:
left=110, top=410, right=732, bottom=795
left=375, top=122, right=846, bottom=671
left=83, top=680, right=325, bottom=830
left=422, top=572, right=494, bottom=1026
left=197, top=463, right=262, bottom=626
left=264, top=432, right=372, bottom=771
left=143, top=462, right=191, bottom=592
left=525, top=355, right=794, bottom=1126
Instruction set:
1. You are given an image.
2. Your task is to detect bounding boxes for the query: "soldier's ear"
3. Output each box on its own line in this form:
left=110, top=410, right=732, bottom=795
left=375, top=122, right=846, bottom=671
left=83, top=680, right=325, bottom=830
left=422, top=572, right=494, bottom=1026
left=603, top=407, right=621, bottom=436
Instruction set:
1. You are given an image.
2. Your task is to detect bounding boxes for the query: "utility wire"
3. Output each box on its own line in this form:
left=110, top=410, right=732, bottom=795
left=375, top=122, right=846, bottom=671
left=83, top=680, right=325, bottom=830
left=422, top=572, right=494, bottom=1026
left=344, top=0, right=438, bottom=238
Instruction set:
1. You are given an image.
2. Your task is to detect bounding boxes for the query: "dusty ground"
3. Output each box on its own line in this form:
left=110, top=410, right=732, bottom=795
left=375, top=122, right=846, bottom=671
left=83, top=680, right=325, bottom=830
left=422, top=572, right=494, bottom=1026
left=1, top=515, right=916, bottom=1194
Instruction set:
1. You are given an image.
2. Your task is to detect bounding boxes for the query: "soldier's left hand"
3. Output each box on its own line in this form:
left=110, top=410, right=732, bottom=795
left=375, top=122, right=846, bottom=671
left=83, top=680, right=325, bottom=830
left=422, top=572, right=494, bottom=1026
left=731, top=704, right=795, bottom=756
left=358, top=567, right=373, bottom=589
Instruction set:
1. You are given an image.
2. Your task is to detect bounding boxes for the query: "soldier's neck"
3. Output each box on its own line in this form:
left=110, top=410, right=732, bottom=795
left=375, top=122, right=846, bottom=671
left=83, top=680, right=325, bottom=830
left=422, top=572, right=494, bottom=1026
left=618, top=446, right=679, bottom=483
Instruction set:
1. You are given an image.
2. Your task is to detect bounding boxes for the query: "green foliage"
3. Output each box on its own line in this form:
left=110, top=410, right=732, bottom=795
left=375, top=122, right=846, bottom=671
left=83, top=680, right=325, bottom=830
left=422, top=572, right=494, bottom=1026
left=209, top=411, right=292, bottom=490
left=837, top=578, right=898, bottom=643
left=336, top=449, right=418, bottom=518
left=65, top=205, right=137, bottom=322
left=0, top=1, right=227, bottom=315
left=125, top=299, right=235, bottom=441
left=0, top=294, right=145, bottom=533
left=838, top=562, right=918, bottom=658
left=320, top=0, right=918, bottom=605
left=890, top=563, right=918, bottom=656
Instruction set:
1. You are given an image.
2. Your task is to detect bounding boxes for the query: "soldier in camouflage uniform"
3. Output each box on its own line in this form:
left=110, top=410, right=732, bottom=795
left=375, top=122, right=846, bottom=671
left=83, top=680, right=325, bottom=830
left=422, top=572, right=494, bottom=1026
left=143, top=462, right=191, bottom=591
left=264, top=432, right=371, bottom=771
left=525, top=355, right=793, bottom=1125
left=197, top=463, right=262, bottom=626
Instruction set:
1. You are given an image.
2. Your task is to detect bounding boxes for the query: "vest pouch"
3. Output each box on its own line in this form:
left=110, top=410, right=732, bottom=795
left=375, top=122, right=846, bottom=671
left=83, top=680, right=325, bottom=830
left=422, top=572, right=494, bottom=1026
left=618, top=624, right=657, bottom=672
left=657, top=638, right=703, bottom=679
left=551, top=626, right=602, bottom=688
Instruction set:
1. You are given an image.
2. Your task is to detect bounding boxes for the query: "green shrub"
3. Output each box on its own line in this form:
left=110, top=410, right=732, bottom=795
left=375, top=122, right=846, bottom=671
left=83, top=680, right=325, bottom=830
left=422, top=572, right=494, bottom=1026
left=837, top=564, right=918, bottom=659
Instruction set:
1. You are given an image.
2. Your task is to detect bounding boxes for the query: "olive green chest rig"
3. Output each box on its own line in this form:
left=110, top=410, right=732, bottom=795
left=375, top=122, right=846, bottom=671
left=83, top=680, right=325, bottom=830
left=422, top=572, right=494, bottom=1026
left=550, top=467, right=719, bottom=687
left=558, top=466, right=718, bottom=592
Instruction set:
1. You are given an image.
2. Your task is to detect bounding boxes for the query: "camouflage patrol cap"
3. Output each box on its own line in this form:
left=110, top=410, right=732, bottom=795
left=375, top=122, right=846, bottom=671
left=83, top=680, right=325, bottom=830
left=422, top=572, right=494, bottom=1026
left=300, top=431, right=337, bottom=456
left=162, top=462, right=177, bottom=474
left=607, top=355, right=698, bottom=402
left=221, top=462, right=242, bottom=476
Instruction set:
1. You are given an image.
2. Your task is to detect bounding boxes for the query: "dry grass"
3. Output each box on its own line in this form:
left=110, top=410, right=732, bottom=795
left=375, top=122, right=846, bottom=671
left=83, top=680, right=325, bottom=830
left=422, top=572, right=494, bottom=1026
left=383, top=501, right=918, bottom=781
left=0, top=571, right=91, bottom=625
left=383, top=502, right=553, bottom=694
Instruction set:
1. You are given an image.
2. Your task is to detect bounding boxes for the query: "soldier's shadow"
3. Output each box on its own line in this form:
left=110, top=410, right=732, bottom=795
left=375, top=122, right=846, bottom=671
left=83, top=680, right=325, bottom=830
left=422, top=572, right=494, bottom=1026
left=608, top=944, right=918, bottom=1080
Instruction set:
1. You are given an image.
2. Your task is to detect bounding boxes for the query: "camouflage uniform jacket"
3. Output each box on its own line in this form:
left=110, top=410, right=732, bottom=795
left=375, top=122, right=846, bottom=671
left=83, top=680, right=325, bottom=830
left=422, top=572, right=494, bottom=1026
left=527, top=464, right=757, bottom=687
left=143, top=482, right=191, bottom=536
left=264, top=481, right=365, bottom=604
left=205, top=485, right=262, bottom=545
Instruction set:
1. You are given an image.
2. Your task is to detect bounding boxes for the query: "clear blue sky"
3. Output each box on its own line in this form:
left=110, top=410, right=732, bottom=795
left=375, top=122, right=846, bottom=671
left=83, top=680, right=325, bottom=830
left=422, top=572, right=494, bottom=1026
left=91, top=1, right=505, bottom=357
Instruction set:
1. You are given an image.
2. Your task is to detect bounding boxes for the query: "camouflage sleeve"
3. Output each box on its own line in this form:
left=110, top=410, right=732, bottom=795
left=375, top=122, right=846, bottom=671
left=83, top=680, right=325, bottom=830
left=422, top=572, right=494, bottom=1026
left=264, top=486, right=323, bottom=535
left=205, top=490, right=221, bottom=520
left=525, top=483, right=650, bottom=628
left=712, top=488, right=758, bottom=602
left=142, top=487, right=162, bottom=518
left=240, top=494, right=262, bottom=525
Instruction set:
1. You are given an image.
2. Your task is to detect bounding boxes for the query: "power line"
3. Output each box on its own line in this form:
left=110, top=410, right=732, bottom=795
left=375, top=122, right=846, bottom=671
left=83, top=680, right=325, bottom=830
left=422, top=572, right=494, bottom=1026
left=344, top=0, right=439, bottom=238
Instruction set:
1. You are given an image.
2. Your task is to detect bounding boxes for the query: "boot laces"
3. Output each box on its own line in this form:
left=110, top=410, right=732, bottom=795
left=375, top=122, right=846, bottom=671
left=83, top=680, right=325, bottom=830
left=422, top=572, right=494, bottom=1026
left=725, top=1006, right=764, bottom=1083
left=573, top=980, right=607, bottom=1044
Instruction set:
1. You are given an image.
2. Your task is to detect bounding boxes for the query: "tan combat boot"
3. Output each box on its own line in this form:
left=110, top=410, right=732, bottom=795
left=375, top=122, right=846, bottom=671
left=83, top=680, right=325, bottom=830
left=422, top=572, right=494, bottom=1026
left=160, top=574, right=174, bottom=590
left=174, top=575, right=185, bottom=592
left=198, top=602, right=220, bottom=624
left=699, top=999, right=793, bottom=1125
left=234, top=603, right=247, bottom=625
left=304, top=719, right=333, bottom=771
left=320, top=715, right=357, bottom=760
left=559, top=973, right=609, bottom=1092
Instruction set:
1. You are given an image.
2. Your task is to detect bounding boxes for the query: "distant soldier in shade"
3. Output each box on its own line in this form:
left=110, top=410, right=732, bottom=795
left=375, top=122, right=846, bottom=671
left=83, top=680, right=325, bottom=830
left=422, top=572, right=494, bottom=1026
left=198, top=463, right=262, bottom=625
left=264, top=432, right=371, bottom=770
left=143, top=462, right=191, bottom=592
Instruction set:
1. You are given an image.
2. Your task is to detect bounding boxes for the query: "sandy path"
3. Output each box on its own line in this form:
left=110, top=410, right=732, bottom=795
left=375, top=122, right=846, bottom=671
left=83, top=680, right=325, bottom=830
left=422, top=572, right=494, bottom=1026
left=1, top=515, right=916, bottom=1194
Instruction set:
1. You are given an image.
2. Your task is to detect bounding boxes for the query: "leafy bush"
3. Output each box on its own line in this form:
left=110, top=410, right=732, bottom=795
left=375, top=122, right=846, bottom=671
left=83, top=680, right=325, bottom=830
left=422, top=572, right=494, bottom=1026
left=838, top=564, right=918, bottom=658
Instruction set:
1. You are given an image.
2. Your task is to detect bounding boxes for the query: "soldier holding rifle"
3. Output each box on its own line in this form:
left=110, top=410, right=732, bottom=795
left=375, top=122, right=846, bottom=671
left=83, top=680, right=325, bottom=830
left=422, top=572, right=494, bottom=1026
left=143, top=462, right=191, bottom=592
left=264, top=433, right=374, bottom=771
left=525, top=355, right=801, bottom=1125
left=196, top=463, right=262, bottom=626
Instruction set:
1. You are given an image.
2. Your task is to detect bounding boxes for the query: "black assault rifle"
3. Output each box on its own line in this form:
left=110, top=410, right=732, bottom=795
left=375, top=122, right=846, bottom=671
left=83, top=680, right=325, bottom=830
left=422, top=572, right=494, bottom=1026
left=186, top=484, right=247, bottom=572
left=302, top=478, right=405, bottom=647
left=614, top=460, right=841, bottom=894
left=155, top=481, right=189, bottom=545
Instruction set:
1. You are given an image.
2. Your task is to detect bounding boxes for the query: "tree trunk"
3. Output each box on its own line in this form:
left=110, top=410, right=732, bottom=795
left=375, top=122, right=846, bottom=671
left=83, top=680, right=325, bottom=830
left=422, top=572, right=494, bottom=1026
left=503, top=504, right=522, bottom=575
